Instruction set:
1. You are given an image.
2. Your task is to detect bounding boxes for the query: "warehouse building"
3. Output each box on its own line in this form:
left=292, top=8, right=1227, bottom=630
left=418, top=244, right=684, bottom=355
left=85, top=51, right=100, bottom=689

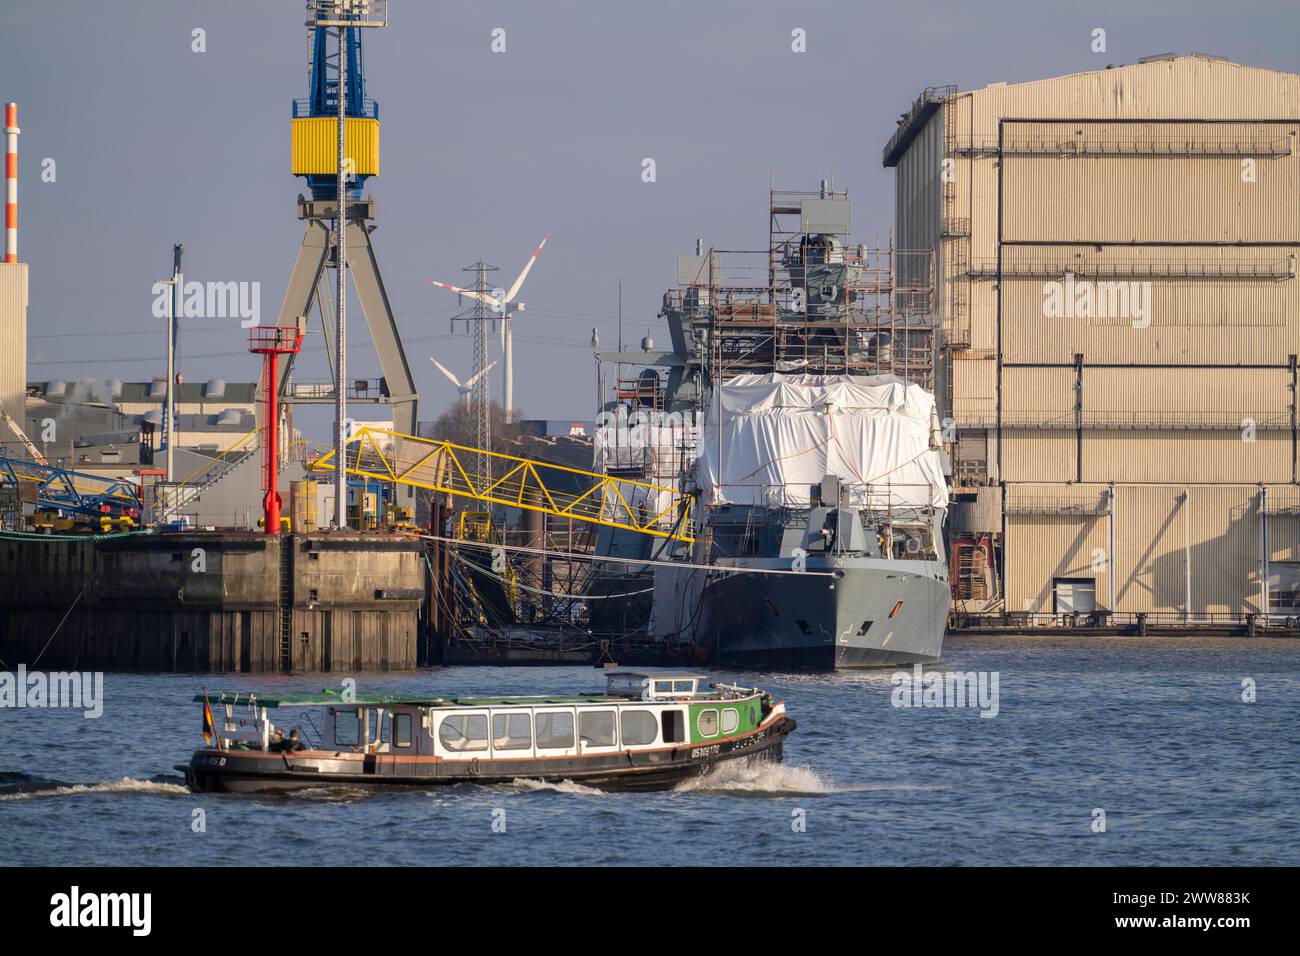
left=885, top=54, right=1300, bottom=620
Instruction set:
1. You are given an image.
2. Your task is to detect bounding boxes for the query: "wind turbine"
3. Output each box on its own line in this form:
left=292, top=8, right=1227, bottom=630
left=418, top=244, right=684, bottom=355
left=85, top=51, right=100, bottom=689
left=426, top=235, right=547, bottom=422
left=430, top=357, right=496, bottom=409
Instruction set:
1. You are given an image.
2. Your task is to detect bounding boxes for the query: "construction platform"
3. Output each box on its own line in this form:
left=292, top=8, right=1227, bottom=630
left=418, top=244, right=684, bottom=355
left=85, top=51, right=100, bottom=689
left=0, top=531, right=426, bottom=671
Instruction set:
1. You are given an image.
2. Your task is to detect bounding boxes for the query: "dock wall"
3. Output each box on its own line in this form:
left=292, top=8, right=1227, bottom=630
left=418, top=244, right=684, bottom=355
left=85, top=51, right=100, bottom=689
left=0, top=532, right=426, bottom=672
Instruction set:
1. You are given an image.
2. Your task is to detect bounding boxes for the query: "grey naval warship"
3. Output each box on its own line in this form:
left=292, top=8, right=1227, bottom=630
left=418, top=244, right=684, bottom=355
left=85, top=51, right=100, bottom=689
left=592, top=183, right=951, bottom=669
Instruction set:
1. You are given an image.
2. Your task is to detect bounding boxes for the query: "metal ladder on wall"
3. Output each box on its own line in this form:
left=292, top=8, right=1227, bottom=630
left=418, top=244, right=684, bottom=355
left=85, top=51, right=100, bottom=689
left=278, top=538, right=294, bottom=671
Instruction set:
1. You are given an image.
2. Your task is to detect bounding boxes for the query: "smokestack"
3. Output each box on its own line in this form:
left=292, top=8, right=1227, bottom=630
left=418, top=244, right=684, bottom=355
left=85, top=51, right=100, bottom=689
left=4, top=103, right=17, bottom=263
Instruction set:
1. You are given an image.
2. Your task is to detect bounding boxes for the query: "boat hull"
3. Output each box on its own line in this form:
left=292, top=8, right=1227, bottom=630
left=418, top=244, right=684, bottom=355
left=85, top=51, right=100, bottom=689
left=701, top=557, right=949, bottom=670
left=182, top=716, right=795, bottom=794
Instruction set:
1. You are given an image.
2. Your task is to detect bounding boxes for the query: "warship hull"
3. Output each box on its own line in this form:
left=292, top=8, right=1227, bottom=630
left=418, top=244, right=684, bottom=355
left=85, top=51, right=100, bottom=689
left=696, top=557, right=949, bottom=670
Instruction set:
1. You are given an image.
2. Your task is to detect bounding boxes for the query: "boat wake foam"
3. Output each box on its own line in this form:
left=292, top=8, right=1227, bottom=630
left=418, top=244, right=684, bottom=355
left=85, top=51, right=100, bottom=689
left=673, top=759, right=844, bottom=796
left=0, top=773, right=188, bottom=801
left=506, top=778, right=606, bottom=796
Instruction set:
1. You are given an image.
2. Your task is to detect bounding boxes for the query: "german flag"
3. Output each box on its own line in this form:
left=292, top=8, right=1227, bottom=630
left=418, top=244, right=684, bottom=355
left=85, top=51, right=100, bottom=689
left=202, top=690, right=216, bottom=748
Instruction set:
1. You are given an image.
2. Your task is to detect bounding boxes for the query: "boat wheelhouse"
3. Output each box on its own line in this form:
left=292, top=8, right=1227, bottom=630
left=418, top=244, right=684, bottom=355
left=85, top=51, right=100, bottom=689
left=181, top=672, right=794, bottom=793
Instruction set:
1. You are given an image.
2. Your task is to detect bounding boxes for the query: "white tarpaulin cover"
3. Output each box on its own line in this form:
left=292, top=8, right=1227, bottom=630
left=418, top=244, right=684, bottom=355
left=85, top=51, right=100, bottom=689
left=696, top=373, right=948, bottom=509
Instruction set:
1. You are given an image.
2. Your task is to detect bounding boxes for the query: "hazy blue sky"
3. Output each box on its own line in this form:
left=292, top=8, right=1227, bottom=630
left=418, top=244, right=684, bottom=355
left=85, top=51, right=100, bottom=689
left=2, top=0, right=1298, bottom=435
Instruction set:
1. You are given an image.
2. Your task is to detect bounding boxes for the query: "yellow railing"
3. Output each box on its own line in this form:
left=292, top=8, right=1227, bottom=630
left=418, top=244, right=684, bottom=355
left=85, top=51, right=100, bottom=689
left=310, top=428, right=695, bottom=542
left=171, top=427, right=259, bottom=491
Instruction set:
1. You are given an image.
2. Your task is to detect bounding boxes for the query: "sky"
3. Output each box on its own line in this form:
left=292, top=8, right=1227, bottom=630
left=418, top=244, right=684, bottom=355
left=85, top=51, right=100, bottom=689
left=2, top=0, right=1299, bottom=438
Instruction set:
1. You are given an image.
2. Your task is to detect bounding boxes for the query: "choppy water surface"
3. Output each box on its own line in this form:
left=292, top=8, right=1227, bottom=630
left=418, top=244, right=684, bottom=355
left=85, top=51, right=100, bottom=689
left=2, top=634, right=1297, bottom=865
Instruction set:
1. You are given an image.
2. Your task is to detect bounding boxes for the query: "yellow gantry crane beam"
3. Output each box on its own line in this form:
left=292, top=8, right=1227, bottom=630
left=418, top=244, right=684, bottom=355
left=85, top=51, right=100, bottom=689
left=310, top=428, right=695, bottom=542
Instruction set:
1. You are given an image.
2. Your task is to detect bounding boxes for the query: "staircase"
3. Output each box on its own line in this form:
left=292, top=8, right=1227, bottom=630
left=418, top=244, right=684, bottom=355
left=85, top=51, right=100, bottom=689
left=278, top=536, right=294, bottom=672
left=153, top=430, right=259, bottom=524
left=955, top=542, right=990, bottom=602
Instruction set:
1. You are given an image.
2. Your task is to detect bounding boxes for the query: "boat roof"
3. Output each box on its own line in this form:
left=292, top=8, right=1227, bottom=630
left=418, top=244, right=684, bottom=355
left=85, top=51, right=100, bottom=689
left=196, top=675, right=738, bottom=710
left=195, top=691, right=639, bottom=709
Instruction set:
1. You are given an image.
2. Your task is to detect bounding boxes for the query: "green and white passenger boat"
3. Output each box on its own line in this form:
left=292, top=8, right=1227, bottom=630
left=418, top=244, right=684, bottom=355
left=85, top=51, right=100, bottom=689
left=180, top=672, right=795, bottom=793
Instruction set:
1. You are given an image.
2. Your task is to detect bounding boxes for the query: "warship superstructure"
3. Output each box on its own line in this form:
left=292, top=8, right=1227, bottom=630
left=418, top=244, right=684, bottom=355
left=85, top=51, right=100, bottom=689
left=591, top=184, right=950, bottom=668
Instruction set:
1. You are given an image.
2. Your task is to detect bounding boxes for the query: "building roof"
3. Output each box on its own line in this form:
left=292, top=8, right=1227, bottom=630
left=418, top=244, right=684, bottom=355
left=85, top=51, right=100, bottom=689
left=883, top=54, right=1300, bottom=167
left=28, top=380, right=257, bottom=404
left=133, top=410, right=256, bottom=433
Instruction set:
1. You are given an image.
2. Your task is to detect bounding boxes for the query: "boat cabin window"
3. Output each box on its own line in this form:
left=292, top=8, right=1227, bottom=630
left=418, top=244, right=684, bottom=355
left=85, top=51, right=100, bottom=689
left=439, top=713, right=488, bottom=752
left=535, top=711, right=575, bottom=750
left=661, top=709, right=685, bottom=744
left=697, top=708, right=719, bottom=737
left=579, top=710, right=616, bottom=747
left=621, top=709, right=658, bottom=746
left=493, top=713, right=532, bottom=751
left=368, top=709, right=390, bottom=745
left=721, top=708, right=740, bottom=734
left=651, top=678, right=699, bottom=699
left=332, top=708, right=360, bottom=747
left=392, top=713, right=413, bottom=749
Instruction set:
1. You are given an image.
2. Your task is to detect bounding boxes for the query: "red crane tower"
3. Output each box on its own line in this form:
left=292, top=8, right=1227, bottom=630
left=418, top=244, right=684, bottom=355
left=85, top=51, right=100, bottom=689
left=249, top=326, right=304, bottom=535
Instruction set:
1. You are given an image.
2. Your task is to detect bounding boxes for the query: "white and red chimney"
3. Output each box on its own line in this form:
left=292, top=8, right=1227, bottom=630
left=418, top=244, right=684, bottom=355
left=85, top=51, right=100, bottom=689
left=4, top=103, right=17, bottom=263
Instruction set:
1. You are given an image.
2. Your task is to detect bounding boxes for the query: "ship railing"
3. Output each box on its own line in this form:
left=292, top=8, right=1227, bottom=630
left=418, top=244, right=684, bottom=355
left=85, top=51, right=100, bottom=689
left=710, top=682, right=760, bottom=700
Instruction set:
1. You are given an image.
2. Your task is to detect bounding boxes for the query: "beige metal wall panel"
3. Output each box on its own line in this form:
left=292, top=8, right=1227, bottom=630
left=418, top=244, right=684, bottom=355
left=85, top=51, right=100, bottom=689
left=966, top=58, right=1300, bottom=141
left=1006, top=513, right=1111, bottom=612
left=1002, top=429, right=1077, bottom=481
left=1113, top=484, right=1263, bottom=614
left=1001, top=367, right=1076, bottom=421
left=1003, top=151, right=1299, bottom=243
left=1000, top=272, right=1298, bottom=365
left=969, top=161, right=998, bottom=263
left=1080, top=430, right=1289, bottom=483
left=968, top=271, right=997, bottom=351
left=1082, top=367, right=1290, bottom=420
left=951, top=357, right=996, bottom=420
left=1003, top=482, right=1269, bottom=614
left=1184, top=485, right=1265, bottom=613
left=0, top=264, right=29, bottom=435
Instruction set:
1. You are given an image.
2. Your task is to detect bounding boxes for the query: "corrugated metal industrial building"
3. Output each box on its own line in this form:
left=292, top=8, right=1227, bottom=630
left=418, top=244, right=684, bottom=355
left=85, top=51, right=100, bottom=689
left=885, top=54, right=1300, bottom=619
left=0, top=261, right=27, bottom=438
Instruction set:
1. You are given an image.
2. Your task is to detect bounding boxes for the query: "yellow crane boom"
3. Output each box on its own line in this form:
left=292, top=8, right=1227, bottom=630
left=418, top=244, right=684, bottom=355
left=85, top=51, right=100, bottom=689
left=310, top=428, right=695, bottom=542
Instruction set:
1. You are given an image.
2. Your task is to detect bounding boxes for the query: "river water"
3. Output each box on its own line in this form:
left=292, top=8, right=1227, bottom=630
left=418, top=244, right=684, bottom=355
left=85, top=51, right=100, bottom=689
left=2, top=634, right=1297, bottom=866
